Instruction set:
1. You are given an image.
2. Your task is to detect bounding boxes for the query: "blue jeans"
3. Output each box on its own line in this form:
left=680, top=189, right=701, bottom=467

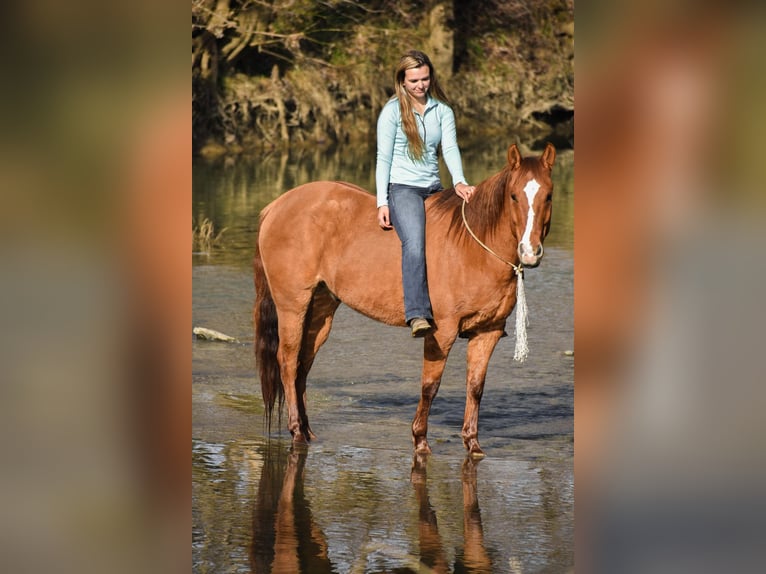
left=388, top=182, right=442, bottom=323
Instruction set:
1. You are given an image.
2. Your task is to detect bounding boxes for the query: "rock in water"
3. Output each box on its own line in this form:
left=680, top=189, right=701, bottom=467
left=193, top=327, right=239, bottom=343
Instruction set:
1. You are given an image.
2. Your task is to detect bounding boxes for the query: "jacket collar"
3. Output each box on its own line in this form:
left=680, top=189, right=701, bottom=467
left=416, top=95, right=439, bottom=116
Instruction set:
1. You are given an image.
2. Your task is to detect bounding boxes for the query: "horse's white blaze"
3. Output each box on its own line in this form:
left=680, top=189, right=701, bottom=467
left=520, top=178, right=540, bottom=251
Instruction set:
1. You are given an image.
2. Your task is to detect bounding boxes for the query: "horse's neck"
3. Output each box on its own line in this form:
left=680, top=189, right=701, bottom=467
left=467, top=190, right=520, bottom=268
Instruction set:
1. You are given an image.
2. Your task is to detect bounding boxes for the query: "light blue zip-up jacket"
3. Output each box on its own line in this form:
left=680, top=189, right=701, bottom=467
left=375, top=96, right=467, bottom=208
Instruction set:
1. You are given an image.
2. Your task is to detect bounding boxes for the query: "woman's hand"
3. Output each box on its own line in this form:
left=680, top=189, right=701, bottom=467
left=455, top=182, right=476, bottom=202
left=377, top=206, right=393, bottom=230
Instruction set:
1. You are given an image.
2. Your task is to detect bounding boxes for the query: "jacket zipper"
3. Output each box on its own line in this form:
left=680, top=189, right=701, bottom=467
left=417, top=113, right=426, bottom=147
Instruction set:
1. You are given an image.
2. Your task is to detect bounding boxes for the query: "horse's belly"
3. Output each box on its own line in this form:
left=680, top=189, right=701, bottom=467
left=324, top=241, right=406, bottom=326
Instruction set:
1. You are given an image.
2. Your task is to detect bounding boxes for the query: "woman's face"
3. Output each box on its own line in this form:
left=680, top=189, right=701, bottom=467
left=402, top=65, right=430, bottom=102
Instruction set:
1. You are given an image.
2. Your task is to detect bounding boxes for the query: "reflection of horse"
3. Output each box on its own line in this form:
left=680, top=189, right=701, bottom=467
left=255, top=143, right=556, bottom=456
left=411, top=455, right=494, bottom=573
left=250, top=445, right=495, bottom=574
left=250, top=445, right=333, bottom=574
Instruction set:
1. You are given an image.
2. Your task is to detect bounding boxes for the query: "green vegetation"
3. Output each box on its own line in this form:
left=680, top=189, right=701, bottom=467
left=193, top=216, right=227, bottom=253
left=192, top=0, right=573, bottom=155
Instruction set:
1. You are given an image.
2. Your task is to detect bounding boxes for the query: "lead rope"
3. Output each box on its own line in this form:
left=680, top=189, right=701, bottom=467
left=461, top=200, right=529, bottom=362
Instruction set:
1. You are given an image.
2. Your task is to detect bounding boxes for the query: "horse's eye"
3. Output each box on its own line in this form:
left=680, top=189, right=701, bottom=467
left=511, top=194, right=518, bottom=202
left=546, top=193, right=552, bottom=202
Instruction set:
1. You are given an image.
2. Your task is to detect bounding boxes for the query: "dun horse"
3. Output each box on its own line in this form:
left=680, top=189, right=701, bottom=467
left=254, top=143, right=555, bottom=457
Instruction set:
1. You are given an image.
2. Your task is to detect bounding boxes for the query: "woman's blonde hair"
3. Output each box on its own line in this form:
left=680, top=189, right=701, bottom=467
left=393, top=50, right=451, bottom=161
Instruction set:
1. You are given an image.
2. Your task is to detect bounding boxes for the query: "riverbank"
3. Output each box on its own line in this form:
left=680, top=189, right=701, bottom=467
left=192, top=0, right=573, bottom=156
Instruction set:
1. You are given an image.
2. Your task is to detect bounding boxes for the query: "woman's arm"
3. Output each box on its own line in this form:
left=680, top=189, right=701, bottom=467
left=375, top=101, right=398, bottom=209
left=439, top=104, right=475, bottom=201
left=438, top=104, right=468, bottom=187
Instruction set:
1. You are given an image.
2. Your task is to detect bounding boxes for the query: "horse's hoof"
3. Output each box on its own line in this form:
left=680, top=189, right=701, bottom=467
left=465, top=440, right=485, bottom=458
left=292, top=431, right=309, bottom=445
left=414, top=441, right=432, bottom=456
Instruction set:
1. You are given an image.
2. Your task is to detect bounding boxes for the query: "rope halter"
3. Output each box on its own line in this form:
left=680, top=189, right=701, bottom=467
left=461, top=200, right=529, bottom=362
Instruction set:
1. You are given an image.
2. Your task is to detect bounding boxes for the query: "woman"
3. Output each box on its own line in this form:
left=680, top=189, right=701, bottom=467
left=376, top=50, right=476, bottom=337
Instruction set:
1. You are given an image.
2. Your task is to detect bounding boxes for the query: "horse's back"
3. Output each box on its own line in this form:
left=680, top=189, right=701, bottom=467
left=261, top=180, right=364, bottom=243
left=259, top=180, right=375, bottom=252
left=257, top=180, right=404, bottom=324
left=261, top=181, right=372, bottom=224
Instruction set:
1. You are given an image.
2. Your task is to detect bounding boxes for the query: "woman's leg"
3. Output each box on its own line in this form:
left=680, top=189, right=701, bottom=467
left=388, top=184, right=433, bottom=323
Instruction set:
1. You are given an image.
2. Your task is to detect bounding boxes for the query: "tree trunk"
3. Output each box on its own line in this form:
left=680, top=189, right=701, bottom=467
left=425, top=1, right=454, bottom=79
left=271, top=65, right=289, bottom=142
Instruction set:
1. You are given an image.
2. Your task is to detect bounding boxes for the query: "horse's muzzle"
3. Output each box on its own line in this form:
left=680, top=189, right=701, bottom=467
left=518, top=243, right=544, bottom=267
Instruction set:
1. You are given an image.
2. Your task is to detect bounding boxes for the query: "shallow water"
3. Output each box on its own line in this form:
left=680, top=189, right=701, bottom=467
left=193, top=142, right=573, bottom=573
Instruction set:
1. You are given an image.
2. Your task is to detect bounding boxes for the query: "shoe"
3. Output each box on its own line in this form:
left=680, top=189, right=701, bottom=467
left=410, top=317, right=432, bottom=338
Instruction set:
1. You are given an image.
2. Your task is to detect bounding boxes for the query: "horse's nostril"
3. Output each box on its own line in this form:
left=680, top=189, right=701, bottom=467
left=518, top=244, right=544, bottom=260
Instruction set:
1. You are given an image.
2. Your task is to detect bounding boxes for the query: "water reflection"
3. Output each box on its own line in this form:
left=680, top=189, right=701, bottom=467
left=251, top=445, right=334, bottom=573
left=252, top=444, right=505, bottom=574
left=411, top=454, right=494, bottom=574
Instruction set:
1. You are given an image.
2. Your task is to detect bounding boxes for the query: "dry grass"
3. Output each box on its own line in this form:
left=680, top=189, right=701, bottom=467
left=193, top=217, right=227, bottom=253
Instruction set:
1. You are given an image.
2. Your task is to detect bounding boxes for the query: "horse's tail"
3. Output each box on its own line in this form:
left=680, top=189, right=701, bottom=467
left=253, top=244, right=283, bottom=432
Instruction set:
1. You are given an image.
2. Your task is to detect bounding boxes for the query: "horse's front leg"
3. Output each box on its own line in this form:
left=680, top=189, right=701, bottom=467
left=462, top=330, right=504, bottom=458
left=412, top=331, right=456, bottom=454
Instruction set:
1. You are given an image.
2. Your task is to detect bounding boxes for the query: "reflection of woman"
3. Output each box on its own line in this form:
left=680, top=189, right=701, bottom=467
left=376, top=50, right=475, bottom=337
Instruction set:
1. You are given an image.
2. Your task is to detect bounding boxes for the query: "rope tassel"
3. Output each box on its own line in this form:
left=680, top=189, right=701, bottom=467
left=513, top=267, right=529, bottom=363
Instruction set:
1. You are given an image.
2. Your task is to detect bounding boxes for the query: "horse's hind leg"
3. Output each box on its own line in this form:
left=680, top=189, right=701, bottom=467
left=275, top=307, right=310, bottom=443
left=295, top=285, right=340, bottom=440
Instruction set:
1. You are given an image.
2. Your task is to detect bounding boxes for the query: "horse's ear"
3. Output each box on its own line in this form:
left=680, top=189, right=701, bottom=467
left=507, top=144, right=521, bottom=170
left=541, top=142, right=556, bottom=170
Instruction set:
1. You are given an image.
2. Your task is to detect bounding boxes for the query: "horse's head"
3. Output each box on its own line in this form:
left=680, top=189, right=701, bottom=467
left=506, top=143, right=556, bottom=268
